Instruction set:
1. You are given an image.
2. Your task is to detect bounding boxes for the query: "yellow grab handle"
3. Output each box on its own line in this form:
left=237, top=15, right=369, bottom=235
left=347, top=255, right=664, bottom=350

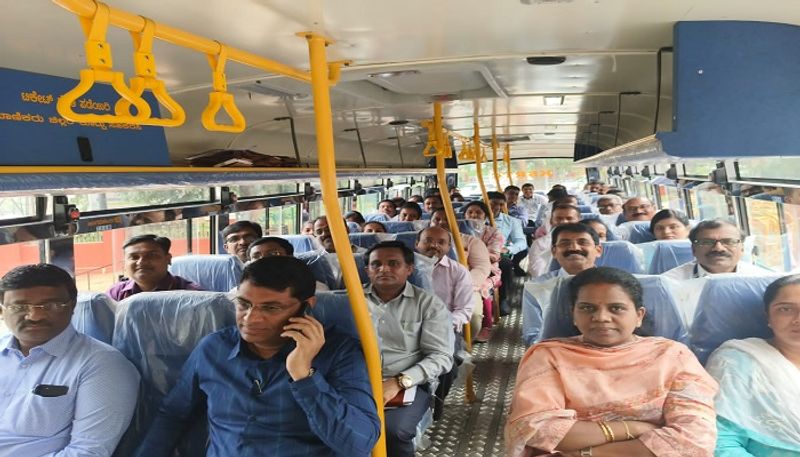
left=57, top=1, right=152, bottom=124
left=115, top=17, right=186, bottom=127
left=201, top=44, right=246, bottom=133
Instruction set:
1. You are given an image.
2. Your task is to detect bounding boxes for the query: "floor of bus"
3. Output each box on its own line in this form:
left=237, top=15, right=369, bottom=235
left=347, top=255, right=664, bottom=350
left=416, top=276, right=526, bottom=457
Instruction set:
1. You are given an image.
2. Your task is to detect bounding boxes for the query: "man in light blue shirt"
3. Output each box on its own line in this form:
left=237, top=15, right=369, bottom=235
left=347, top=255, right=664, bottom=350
left=487, top=191, right=528, bottom=315
left=0, top=264, right=139, bottom=457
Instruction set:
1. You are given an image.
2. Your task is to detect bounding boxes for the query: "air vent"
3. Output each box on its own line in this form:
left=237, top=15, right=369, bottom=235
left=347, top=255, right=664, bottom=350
left=527, top=56, right=567, bottom=65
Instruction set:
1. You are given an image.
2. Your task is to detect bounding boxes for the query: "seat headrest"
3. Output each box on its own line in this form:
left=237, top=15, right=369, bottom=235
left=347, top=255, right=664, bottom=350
left=169, top=254, right=243, bottom=292
left=596, top=240, right=645, bottom=274
left=278, top=234, right=322, bottom=254
left=72, top=292, right=116, bottom=344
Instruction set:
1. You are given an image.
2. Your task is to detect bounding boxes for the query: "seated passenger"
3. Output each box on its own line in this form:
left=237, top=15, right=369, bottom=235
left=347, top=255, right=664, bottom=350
left=430, top=209, right=492, bottom=297
left=705, top=274, right=800, bottom=456
left=621, top=196, right=656, bottom=222
left=397, top=202, right=423, bottom=222
left=580, top=219, right=608, bottom=242
left=463, top=201, right=505, bottom=338
left=450, top=192, right=465, bottom=203
left=408, top=195, right=424, bottom=204
left=135, top=257, right=380, bottom=457
left=0, top=264, right=139, bottom=456
left=527, top=205, right=582, bottom=278
left=313, top=215, right=365, bottom=254
left=506, top=267, right=718, bottom=457
left=663, top=220, right=769, bottom=280
left=378, top=199, right=398, bottom=218
left=391, top=197, right=407, bottom=208
left=540, top=223, right=602, bottom=281
left=596, top=194, right=624, bottom=215
left=363, top=241, right=453, bottom=457
left=423, top=194, right=444, bottom=214
left=247, top=236, right=294, bottom=261
left=301, top=221, right=314, bottom=235
left=363, top=221, right=388, bottom=233
left=107, top=234, right=202, bottom=301
left=505, top=185, right=530, bottom=227
left=222, top=220, right=263, bottom=263
left=650, top=209, right=690, bottom=240
left=488, top=191, right=528, bottom=311
left=345, top=210, right=366, bottom=228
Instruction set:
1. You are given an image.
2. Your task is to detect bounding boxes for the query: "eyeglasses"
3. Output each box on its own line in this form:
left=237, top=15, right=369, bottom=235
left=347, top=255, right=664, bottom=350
left=555, top=239, right=595, bottom=248
left=251, top=250, right=285, bottom=260
left=233, top=297, right=306, bottom=315
left=625, top=203, right=652, bottom=211
left=0, top=302, right=72, bottom=314
left=693, top=238, right=742, bottom=247
left=226, top=234, right=258, bottom=244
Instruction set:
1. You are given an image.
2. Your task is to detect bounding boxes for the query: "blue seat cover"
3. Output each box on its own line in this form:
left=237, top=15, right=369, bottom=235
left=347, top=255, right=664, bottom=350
left=690, top=274, right=783, bottom=364
left=541, top=275, right=689, bottom=344
left=169, top=254, right=243, bottom=292
left=349, top=232, right=393, bottom=249
left=295, top=250, right=338, bottom=290
left=647, top=240, right=694, bottom=274
left=595, top=240, right=645, bottom=274
left=347, top=221, right=362, bottom=233
left=113, top=290, right=235, bottom=457
left=279, top=234, right=320, bottom=254
left=310, top=291, right=359, bottom=340
left=383, top=221, right=416, bottom=233
left=72, top=292, right=116, bottom=344
left=364, top=212, right=390, bottom=223
left=576, top=204, right=593, bottom=213
left=626, top=222, right=657, bottom=244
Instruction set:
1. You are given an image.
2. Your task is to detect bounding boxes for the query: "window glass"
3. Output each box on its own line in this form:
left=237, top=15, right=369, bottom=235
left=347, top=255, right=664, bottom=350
left=356, top=192, right=381, bottom=215
left=0, top=241, right=41, bottom=277
left=0, top=197, right=38, bottom=221
left=68, top=189, right=208, bottom=212
left=307, top=200, right=324, bottom=221
left=682, top=160, right=717, bottom=177
left=282, top=205, right=298, bottom=235
left=657, top=186, right=683, bottom=212
left=458, top=158, right=586, bottom=196
left=782, top=201, right=800, bottom=271
left=689, top=188, right=734, bottom=221
left=190, top=216, right=212, bottom=254
left=228, top=183, right=297, bottom=198
left=744, top=198, right=783, bottom=271
left=229, top=208, right=267, bottom=230
left=737, top=157, right=800, bottom=180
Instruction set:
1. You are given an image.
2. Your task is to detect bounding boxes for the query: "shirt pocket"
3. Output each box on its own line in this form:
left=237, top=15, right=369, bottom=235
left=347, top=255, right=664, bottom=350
left=14, top=390, right=75, bottom=437
left=398, top=320, right=422, bottom=348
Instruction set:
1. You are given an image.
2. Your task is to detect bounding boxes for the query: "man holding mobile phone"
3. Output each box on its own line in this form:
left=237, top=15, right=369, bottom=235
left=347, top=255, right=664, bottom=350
left=0, top=264, right=139, bottom=456
left=136, top=256, right=380, bottom=457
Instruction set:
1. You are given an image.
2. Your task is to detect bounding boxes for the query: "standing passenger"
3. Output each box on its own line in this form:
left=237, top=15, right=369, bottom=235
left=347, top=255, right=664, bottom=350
left=107, top=234, right=202, bottom=301
left=0, top=264, right=139, bottom=456
left=135, top=257, right=380, bottom=457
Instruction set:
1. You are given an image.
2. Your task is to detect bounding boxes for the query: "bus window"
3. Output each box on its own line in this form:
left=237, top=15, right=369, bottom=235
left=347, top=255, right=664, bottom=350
left=229, top=183, right=298, bottom=198
left=737, top=157, right=800, bottom=181
left=0, top=196, right=38, bottom=221
left=782, top=196, right=800, bottom=271
left=683, top=160, right=718, bottom=178
left=68, top=189, right=208, bottom=212
left=690, top=185, right=734, bottom=221
left=744, top=198, right=784, bottom=271
left=190, top=216, right=212, bottom=254
left=657, top=185, right=683, bottom=212
left=355, top=193, right=380, bottom=215
left=0, top=240, right=41, bottom=277
left=229, top=208, right=268, bottom=232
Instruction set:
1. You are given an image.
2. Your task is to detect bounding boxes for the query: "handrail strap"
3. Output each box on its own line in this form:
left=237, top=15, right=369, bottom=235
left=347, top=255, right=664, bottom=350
left=201, top=43, right=246, bottom=133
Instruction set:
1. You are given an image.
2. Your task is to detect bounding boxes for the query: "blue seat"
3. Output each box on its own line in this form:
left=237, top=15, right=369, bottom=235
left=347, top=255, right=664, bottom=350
left=576, top=204, right=593, bottom=213
left=647, top=240, right=694, bottom=274
left=690, top=274, right=783, bottom=364
left=310, top=291, right=359, bottom=340
left=365, top=212, right=390, bottom=223
left=169, top=254, right=243, bottom=292
left=451, top=202, right=465, bottom=209
left=113, top=291, right=235, bottom=457
left=279, top=234, right=319, bottom=254
left=383, top=221, right=416, bottom=233
left=580, top=212, right=599, bottom=220
left=295, top=250, right=338, bottom=290
left=541, top=275, right=689, bottom=344
left=420, top=212, right=432, bottom=220
left=72, top=292, right=116, bottom=344
left=595, top=240, right=645, bottom=274
left=347, top=221, right=362, bottom=233
left=521, top=277, right=562, bottom=345
left=349, top=232, right=392, bottom=249
left=626, top=222, right=657, bottom=244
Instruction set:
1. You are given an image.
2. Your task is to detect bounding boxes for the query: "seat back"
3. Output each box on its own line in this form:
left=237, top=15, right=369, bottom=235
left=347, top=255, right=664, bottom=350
left=310, top=291, right=360, bottom=340
left=595, top=240, right=645, bottom=274
left=279, top=234, right=321, bottom=254
left=365, top=212, right=391, bottom=223
left=72, top=292, right=116, bottom=344
left=347, top=221, right=362, bottom=233
left=690, top=274, right=783, bottom=364
left=295, top=250, right=338, bottom=289
left=646, top=240, right=694, bottom=274
left=383, top=221, right=416, bottom=233
left=521, top=277, right=561, bottom=345
left=169, top=254, right=242, bottom=292
left=576, top=204, right=593, bottom=213
left=349, top=232, right=395, bottom=249
left=113, top=291, right=235, bottom=457
left=541, top=275, right=689, bottom=343
left=615, top=220, right=656, bottom=244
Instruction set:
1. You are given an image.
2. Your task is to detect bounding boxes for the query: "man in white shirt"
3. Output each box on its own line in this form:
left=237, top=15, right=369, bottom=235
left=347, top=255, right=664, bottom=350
left=519, top=183, right=548, bottom=227
left=664, top=219, right=770, bottom=280
left=526, top=205, right=583, bottom=278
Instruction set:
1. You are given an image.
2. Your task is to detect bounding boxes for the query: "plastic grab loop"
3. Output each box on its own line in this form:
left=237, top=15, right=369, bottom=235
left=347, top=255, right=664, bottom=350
left=201, top=43, right=246, bottom=133
left=56, top=1, right=152, bottom=125
left=116, top=17, right=186, bottom=127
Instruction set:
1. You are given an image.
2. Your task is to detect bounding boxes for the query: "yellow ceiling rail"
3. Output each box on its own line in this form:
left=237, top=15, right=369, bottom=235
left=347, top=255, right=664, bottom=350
left=201, top=44, right=246, bottom=133
left=504, top=143, right=514, bottom=186
left=116, top=17, right=186, bottom=127
left=473, top=122, right=496, bottom=227
left=491, top=133, right=502, bottom=191
left=302, top=32, right=386, bottom=457
left=56, top=2, right=152, bottom=125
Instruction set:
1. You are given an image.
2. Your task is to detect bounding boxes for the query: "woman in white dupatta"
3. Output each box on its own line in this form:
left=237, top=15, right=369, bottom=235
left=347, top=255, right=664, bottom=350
left=706, top=274, right=800, bottom=456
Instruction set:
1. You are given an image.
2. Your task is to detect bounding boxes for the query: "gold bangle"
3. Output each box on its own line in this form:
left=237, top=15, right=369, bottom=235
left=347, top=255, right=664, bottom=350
left=597, top=421, right=615, bottom=443
left=622, top=420, right=635, bottom=440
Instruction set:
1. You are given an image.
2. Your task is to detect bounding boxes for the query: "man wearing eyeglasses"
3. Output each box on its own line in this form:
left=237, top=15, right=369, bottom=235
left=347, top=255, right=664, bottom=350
left=312, top=216, right=366, bottom=254
left=107, top=234, right=202, bottom=301
left=0, top=264, right=139, bottom=456
left=622, top=196, right=656, bottom=222
left=135, top=256, right=380, bottom=457
left=222, top=220, right=263, bottom=263
left=663, top=219, right=769, bottom=280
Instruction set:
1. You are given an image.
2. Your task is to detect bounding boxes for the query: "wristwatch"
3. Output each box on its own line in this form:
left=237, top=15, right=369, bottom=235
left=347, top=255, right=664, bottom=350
left=395, top=373, right=413, bottom=389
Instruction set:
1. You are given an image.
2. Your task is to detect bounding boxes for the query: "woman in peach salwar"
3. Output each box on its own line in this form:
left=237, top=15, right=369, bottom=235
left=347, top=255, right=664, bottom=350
left=506, top=267, right=718, bottom=457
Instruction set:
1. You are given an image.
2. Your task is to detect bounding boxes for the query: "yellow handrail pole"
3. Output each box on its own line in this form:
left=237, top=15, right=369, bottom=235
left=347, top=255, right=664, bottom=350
left=491, top=133, right=502, bottom=191
left=473, top=122, right=496, bottom=228
left=303, top=32, right=386, bottom=457
left=53, top=0, right=324, bottom=84
left=432, top=103, right=476, bottom=403
left=505, top=143, right=513, bottom=186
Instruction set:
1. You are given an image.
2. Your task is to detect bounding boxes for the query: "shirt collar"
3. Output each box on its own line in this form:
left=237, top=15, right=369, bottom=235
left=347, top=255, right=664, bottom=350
left=2, top=325, right=76, bottom=357
left=435, top=254, right=453, bottom=267
left=121, top=272, right=175, bottom=293
left=227, top=326, right=295, bottom=361
left=364, top=281, right=414, bottom=302
left=694, top=260, right=742, bottom=277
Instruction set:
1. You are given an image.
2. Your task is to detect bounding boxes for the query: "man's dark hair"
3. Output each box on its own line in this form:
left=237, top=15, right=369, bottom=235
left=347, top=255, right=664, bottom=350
left=551, top=204, right=582, bottom=218
left=486, top=191, right=506, bottom=201
left=222, top=221, right=263, bottom=239
left=240, top=256, right=315, bottom=301
left=399, top=202, right=423, bottom=218
left=504, top=185, right=521, bottom=193
left=248, top=236, right=294, bottom=257
left=365, top=240, right=415, bottom=266
left=688, top=219, right=744, bottom=244
left=377, top=199, right=396, bottom=210
left=551, top=223, right=600, bottom=247
left=415, top=226, right=453, bottom=244
left=1, top=264, right=77, bottom=302
left=344, top=211, right=366, bottom=225
left=391, top=197, right=406, bottom=207
left=463, top=201, right=491, bottom=218
left=123, top=234, right=171, bottom=254
left=547, top=188, right=570, bottom=201
left=364, top=221, right=388, bottom=232
left=553, top=197, right=579, bottom=207
left=568, top=266, right=643, bottom=310
left=580, top=219, right=609, bottom=235
left=763, top=274, right=800, bottom=312
left=649, top=209, right=690, bottom=234
left=521, top=183, right=534, bottom=189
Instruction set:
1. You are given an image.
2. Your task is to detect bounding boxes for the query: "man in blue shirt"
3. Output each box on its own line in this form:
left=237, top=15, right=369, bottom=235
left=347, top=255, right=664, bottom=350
left=487, top=191, right=528, bottom=314
left=0, top=264, right=139, bottom=456
left=135, top=256, right=380, bottom=457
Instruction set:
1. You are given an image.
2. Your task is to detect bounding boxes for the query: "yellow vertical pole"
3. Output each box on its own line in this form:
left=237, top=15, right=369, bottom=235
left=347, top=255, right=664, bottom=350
left=303, top=32, right=386, bottom=457
left=491, top=133, right=501, bottom=191
left=433, top=102, right=476, bottom=403
left=473, top=122, right=496, bottom=227
left=505, top=143, right=513, bottom=186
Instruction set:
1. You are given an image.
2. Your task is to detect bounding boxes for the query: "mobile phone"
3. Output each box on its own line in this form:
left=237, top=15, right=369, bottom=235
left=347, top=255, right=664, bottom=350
left=295, top=301, right=309, bottom=317
left=32, top=384, right=69, bottom=397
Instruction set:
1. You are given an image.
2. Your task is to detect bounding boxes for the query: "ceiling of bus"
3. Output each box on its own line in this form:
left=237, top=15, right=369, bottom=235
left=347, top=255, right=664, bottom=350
left=2, top=0, right=797, bottom=168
